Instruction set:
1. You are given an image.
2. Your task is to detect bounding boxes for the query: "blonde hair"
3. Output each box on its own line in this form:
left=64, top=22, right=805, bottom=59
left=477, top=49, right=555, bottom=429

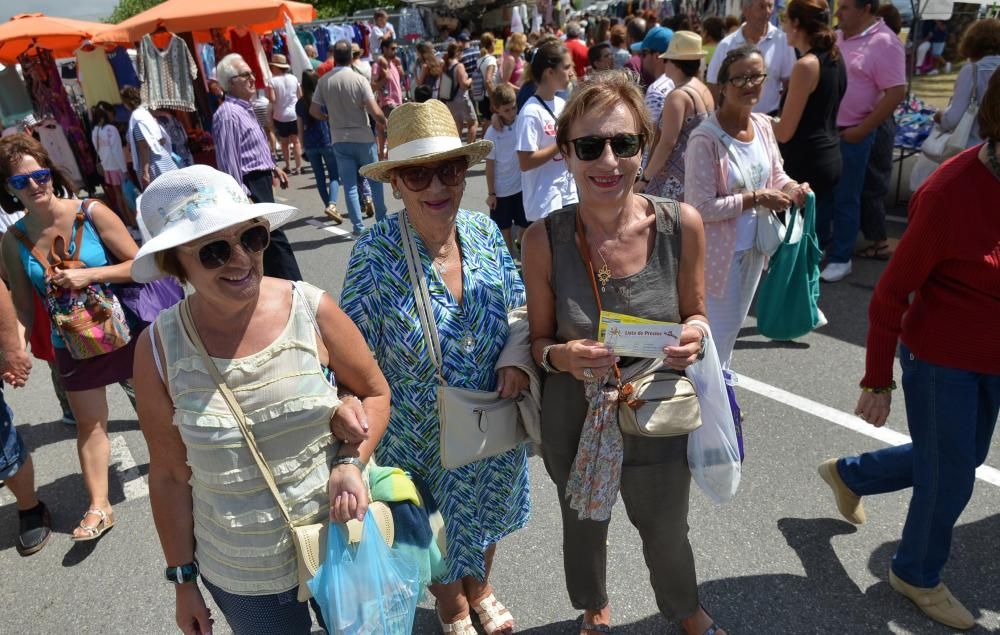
left=507, top=32, right=528, bottom=55
left=556, top=70, right=654, bottom=154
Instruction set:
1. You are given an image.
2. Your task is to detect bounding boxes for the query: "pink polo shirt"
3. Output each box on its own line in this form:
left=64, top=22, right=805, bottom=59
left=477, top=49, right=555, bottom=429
left=836, top=19, right=906, bottom=127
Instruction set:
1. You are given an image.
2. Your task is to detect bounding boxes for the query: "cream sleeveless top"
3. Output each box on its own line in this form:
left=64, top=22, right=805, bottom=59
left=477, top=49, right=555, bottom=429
left=155, top=281, right=341, bottom=595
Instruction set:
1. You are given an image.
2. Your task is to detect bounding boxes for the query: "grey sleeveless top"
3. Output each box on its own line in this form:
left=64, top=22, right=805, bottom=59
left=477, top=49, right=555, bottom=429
left=546, top=195, right=682, bottom=347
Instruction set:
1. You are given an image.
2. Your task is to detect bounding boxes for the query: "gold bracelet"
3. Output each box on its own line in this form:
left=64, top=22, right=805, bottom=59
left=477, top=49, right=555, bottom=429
left=859, top=380, right=897, bottom=394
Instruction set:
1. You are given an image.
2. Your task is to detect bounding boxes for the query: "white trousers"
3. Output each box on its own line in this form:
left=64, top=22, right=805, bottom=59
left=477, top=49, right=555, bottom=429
left=705, top=248, right=766, bottom=370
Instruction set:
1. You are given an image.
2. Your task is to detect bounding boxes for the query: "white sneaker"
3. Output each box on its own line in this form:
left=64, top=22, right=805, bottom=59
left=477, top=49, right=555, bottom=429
left=816, top=308, right=828, bottom=328
left=821, top=261, right=852, bottom=282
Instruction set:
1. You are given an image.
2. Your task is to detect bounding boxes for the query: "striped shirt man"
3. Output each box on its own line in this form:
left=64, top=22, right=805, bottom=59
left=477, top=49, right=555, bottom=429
left=212, top=95, right=274, bottom=195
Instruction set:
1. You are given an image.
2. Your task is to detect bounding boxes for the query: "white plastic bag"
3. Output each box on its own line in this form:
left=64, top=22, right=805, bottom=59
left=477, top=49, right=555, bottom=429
left=685, top=326, right=742, bottom=503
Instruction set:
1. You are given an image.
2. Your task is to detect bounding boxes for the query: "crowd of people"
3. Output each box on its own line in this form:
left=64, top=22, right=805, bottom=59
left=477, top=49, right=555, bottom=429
left=0, top=3, right=999, bottom=635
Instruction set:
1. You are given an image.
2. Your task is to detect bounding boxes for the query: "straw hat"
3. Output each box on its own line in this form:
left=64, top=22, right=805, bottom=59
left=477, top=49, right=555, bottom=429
left=660, top=31, right=706, bottom=60
left=131, top=165, right=299, bottom=283
left=359, top=100, right=493, bottom=183
left=269, top=54, right=291, bottom=69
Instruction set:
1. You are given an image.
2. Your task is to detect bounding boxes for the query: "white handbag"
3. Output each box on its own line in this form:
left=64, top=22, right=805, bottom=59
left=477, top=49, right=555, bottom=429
left=399, top=212, right=526, bottom=470
left=922, top=62, right=978, bottom=163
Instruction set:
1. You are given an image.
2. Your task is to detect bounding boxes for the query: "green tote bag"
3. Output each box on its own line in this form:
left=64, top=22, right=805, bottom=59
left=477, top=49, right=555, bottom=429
left=756, top=192, right=822, bottom=341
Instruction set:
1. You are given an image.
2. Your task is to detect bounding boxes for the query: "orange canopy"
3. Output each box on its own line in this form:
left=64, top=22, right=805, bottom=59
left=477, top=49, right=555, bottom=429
left=94, top=0, right=317, bottom=45
left=0, top=13, right=109, bottom=63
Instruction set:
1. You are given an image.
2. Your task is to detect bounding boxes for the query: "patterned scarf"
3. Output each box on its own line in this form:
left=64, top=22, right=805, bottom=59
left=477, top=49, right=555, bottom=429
left=565, top=373, right=624, bottom=521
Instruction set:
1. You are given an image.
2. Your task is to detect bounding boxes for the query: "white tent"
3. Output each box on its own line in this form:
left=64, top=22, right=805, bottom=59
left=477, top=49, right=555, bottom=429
left=919, top=0, right=993, bottom=20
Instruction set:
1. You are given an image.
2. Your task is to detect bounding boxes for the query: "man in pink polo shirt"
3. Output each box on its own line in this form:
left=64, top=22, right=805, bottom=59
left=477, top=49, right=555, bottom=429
left=820, top=0, right=905, bottom=282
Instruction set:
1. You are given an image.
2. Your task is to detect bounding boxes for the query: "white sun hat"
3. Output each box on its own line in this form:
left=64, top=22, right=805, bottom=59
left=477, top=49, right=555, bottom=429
left=131, top=165, right=299, bottom=283
left=359, top=99, right=493, bottom=182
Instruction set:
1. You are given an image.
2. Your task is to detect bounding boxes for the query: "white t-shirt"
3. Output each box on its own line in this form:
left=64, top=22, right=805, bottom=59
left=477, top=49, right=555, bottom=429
left=91, top=124, right=128, bottom=172
left=515, top=95, right=578, bottom=221
left=485, top=124, right=521, bottom=197
left=369, top=23, right=396, bottom=60
left=726, top=134, right=772, bottom=251
left=706, top=23, right=795, bottom=115
left=269, top=74, right=300, bottom=123
left=475, top=54, right=499, bottom=100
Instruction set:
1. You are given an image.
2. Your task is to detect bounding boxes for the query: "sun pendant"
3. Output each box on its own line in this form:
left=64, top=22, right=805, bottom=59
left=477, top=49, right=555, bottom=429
left=597, top=263, right=612, bottom=292
left=461, top=333, right=476, bottom=353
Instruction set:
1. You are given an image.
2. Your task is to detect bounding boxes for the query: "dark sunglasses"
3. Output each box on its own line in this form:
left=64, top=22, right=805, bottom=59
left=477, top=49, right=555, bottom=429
left=7, top=169, right=52, bottom=190
left=727, top=73, right=768, bottom=88
left=569, top=134, right=645, bottom=162
left=397, top=159, right=468, bottom=192
left=181, top=223, right=271, bottom=270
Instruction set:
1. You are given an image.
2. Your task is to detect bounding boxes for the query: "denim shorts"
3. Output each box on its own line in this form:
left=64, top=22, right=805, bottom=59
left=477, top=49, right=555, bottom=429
left=0, top=389, right=27, bottom=480
left=201, top=576, right=327, bottom=635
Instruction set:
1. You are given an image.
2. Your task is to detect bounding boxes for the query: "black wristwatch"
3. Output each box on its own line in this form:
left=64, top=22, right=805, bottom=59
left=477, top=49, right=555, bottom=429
left=696, top=334, right=707, bottom=361
left=165, top=562, right=199, bottom=584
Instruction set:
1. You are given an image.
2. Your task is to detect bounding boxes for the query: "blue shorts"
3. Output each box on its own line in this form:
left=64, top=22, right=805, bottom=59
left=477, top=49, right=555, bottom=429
left=202, top=576, right=327, bottom=635
left=0, top=389, right=27, bottom=480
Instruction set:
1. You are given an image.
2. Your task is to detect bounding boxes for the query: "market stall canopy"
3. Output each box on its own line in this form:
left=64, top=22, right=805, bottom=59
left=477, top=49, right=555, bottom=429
left=0, top=13, right=109, bottom=63
left=93, top=0, right=317, bottom=44
left=918, top=0, right=995, bottom=20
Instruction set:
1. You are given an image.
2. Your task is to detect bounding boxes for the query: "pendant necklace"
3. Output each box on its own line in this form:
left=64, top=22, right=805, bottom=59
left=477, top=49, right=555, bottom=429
left=596, top=246, right=613, bottom=292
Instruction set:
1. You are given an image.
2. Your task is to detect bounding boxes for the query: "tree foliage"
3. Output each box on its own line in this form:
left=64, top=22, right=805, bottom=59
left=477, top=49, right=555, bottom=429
left=104, top=0, right=167, bottom=24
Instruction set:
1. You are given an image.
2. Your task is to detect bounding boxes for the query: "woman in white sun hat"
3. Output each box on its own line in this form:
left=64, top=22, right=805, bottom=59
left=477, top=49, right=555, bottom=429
left=341, top=99, right=538, bottom=635
left=131, top=165, right=390, bottom=635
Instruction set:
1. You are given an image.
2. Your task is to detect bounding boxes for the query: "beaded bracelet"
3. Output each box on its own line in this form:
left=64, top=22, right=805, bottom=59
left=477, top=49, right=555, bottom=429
left=859, top=380, right=897, bottom=394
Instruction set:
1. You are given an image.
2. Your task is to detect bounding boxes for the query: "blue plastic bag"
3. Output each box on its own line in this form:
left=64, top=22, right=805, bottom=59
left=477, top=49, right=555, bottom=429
left=308, top=514, right=423, bottom=635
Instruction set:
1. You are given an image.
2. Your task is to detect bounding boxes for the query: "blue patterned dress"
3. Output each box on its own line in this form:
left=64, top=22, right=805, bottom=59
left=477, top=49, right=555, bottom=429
left=340, top=210, right=531, bottom=584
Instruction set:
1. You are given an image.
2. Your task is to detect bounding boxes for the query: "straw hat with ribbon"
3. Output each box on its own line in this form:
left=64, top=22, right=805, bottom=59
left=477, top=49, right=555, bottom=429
left=269, top=53, right=290, bottom=69
left=660, top=31, right=706, bottom=61
left=359, top=100, right=492, bottom=183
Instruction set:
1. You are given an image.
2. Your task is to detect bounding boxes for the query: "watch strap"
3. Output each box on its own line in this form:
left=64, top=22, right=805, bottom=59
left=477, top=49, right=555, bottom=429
left=165, top=562, right=199, bottom=584
left=331, top=456, right=365, bottom=473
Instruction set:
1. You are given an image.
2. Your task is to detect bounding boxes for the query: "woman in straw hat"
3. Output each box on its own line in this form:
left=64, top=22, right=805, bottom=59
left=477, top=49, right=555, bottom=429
left=637, top=32, right=714, bottom=201
left=341, top=100, right=535, bottom=635
left=130, top=165, right=390, bottom=634
left=266, top=54, right=304, bottom=176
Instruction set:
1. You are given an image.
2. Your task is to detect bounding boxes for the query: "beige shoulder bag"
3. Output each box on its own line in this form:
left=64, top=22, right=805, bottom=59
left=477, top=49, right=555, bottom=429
left=178, top=300, right=393, bottom=602
left=399, top=211, right=526, bottom=470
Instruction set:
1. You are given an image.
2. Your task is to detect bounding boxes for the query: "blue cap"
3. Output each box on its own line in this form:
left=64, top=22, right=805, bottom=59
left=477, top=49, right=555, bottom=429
left=630, top=26, right=674, bottom=53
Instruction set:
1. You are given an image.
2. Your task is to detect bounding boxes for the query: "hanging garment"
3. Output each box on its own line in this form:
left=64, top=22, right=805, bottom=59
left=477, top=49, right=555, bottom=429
left=107, top=46, right=140, bottom=89
left=36, top=121, right=84, bottom=188
left=200, top=44, right=217, bottom=82
left=0, top=65, right=33, bottom=128
left=229, top=28, right=267, bottom=90
left=76, top=46, right=123, bottom=107
left=313, top=26, right=331, bottom=61
left=284, top=17, right=312, bottom=81
left=138, top=34, right=199, bottom=112
left=210, top=29, right=233, bottom=62
left=155, top=112, right=193, bottom=167
left=511, top=6, right=525, bottom=33
left=249, top=30, right=273, bottom=87
left=18, top=49, right=97, bottom=184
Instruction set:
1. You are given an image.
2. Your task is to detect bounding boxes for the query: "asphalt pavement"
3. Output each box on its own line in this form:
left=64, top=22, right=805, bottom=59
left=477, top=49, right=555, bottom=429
left=1, top=165, right=998, bottom=635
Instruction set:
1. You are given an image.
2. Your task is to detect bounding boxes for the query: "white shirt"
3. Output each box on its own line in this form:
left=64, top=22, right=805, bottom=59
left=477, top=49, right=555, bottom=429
left=645, top=74, right=676, bottom=127
left=726, top=134, right=772, bottom=251
left=91, top=124, right=128, bottom=172
left=369, top=23, right=396, bottom=60
left=485, top=123, right=521, bottom=197
left=515, top=95, right=578, bottom=221
left=268, top=74, right=299, bottom=123
left=707, top=22, right=795, bottom=114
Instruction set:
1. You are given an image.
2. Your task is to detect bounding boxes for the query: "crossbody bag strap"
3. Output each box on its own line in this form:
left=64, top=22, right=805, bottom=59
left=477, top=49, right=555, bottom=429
left=7, top=226, right=55, bottom=276
left=702, top=119, right=755, bottom=195
left=573, top=209, right=621, bottom=384
left=399, top=211, right=447, bottom=385
left=178, top=299, right=295, bottom=527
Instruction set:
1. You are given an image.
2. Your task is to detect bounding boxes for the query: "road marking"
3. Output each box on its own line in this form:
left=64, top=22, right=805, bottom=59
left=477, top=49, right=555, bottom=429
left=305, top=218, right=353, bottom=238
left=275, top=195, right=289, bottom=203
left=109, top=435, right=149, bottom=500
left=887, top=214, right=907, bottom=224
left=736, top=374, right=1000, bottom=488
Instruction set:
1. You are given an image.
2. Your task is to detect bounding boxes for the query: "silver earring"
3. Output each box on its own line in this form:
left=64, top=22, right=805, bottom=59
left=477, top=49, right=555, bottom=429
left=392, top=189, right=402, bottom=200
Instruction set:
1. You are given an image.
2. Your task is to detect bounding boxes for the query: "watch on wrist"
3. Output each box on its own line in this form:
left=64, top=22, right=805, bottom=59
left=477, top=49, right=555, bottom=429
left=696, top=335, right=707, bottom=361
left=540, top=344, right=561, bottom=374
left=165, top=562, right=199, bottom=584
left=331, top=456, right=365, bottom=473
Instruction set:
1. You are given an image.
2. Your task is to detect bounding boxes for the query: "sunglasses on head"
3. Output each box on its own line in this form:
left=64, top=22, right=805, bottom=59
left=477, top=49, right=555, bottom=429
left=726, top=72, right=768, bottom=88
left=7, top=169, right=52, bottom=190
left=396, top=159, right=468, bottom=192
left=181, top=223, right=271, bottom=270
left=568, top=134, right=645, bottom=162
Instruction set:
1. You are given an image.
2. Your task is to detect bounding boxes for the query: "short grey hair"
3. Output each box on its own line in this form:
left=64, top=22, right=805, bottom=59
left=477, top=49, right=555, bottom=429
left=566, top=22, right=583, bottom=39
left=216, top=53, right=247, bottom=91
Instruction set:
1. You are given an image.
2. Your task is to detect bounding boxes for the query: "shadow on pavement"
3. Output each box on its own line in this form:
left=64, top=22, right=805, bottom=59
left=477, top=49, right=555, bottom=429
left=14, top=418, right=139, bottom=454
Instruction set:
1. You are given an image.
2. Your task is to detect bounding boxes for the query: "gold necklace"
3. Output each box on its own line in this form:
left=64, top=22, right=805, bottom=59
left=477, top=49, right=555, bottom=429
left=596, top=246, right=613, bottom=292
left=431, top=239, right=456, bottom=274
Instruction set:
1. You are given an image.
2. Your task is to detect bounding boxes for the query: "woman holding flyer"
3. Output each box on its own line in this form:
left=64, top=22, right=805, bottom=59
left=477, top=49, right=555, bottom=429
left=521, top=71, right=724, bottom=635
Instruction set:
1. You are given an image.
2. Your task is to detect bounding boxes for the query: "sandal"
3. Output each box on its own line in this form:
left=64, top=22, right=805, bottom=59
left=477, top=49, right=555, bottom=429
left=436, top=602, right=476, bottom=634
left=471, top=592, right=514, bottom=634
left=855, top=242, right=892, bottom=260
left=71, top=508, right=115, bottom=542
left=578, top=614, right=612, bottom=634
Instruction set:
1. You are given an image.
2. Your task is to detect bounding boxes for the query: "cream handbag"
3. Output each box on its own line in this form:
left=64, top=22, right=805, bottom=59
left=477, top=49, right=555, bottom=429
left=618, top=364, right=703, bottom=437
left=399, top=212, right=526, bottom=470
left=179, top=300, right=392, bottom=602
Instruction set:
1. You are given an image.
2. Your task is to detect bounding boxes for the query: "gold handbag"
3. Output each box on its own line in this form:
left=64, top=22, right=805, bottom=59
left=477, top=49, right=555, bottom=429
left=179, top=300, right=392, bottom=602
left=399, top=211, right=526, bottom=470
left=573, top=207, right=703, bottom=438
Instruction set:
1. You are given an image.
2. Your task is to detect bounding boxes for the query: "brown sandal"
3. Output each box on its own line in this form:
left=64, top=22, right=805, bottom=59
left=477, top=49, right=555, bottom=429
left=855, top=242, right=892, bottom=260
left=71, top=508, right=115, bottom=542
